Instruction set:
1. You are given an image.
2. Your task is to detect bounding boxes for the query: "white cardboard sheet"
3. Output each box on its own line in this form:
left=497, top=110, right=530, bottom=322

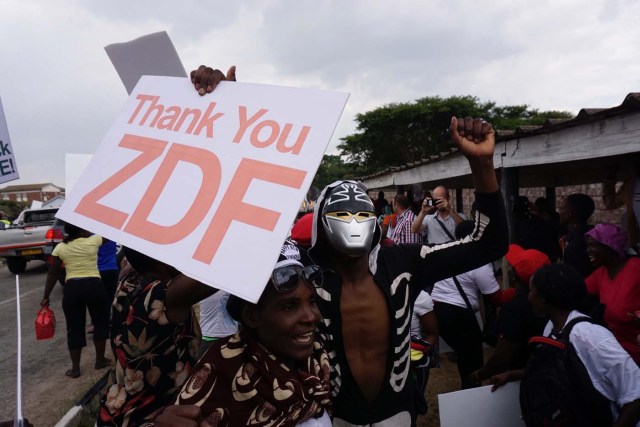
left=105, top=31, right=187, bottom=95
left=438, top=382, right=525, bottom=427
left=57, top=76, right=348, bottom=302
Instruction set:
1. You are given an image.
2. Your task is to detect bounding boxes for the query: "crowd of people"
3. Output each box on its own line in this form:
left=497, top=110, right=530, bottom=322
left=35, top=66, right=640, bottom=426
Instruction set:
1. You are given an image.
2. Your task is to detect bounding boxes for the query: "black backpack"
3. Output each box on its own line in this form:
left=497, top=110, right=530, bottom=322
left=519, top=317, right=614, bottom=427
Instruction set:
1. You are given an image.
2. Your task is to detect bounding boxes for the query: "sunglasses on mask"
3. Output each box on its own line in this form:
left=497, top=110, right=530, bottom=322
left=271, top=264, right=323, bottom=292
left=324, top=211, right=376, bottom=222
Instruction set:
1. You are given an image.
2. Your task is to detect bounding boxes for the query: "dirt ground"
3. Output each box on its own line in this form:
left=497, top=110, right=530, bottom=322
left=419, top=348, right=496, bottom=427
left=418, top=355, right=463, bottom=427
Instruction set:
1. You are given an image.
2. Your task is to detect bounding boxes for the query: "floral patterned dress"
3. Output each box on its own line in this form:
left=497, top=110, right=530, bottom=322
left=98, top=273, right=201, bottom=426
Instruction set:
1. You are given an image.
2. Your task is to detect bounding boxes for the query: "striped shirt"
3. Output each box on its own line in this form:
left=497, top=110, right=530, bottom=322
left=392, top=209, right=422, bottom=244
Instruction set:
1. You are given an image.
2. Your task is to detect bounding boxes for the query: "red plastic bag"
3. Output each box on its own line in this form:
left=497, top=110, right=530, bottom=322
left=35, top=306, right=56, bottom=340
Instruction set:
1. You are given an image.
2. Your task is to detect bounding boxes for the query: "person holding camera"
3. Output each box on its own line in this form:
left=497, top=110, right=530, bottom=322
left=411, top=185, right=466, bottom=244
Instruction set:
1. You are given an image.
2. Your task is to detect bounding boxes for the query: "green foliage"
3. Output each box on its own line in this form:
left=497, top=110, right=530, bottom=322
left=338, top=95, right=574, bottom=175
left=0, top=200, right=28, bottom=220
left=311, top=154, right=365, bottom=192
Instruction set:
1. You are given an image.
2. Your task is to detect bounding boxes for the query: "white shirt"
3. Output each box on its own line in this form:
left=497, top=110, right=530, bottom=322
left=431, top=263, right=499, bottom=311
left=544, top=310, right=640, bottom=424
left=199, top=291, right=239, bottom=339
left=419, top=211, right=466, bottom=244
left=411, top=291, right=435, bottom=337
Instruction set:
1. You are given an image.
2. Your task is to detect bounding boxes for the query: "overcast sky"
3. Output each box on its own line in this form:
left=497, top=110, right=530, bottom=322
left=1, top=0, right=639, bottom=188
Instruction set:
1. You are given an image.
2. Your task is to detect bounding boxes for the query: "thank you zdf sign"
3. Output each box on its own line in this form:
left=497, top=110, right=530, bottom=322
left=58, top=76, right=348, bottom=302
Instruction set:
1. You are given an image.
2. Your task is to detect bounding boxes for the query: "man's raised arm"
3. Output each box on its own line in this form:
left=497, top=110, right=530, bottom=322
left=450, top=116, right=499, bottom=193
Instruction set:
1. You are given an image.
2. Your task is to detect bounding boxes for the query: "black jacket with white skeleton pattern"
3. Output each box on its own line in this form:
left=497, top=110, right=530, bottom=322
left=309, top=180, right=508, bottom=426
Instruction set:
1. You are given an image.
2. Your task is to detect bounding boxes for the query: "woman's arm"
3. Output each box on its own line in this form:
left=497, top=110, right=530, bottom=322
left=418, top=310, right=439, bottom=345
left=450, top=117, right=499, bottom=194
left=614, top=399, right=640, bottom=427
left=165, top=275, right=217, bottom=324
left=153, top=405, right=210, bottom=427
left=473, top=338, right=521, bottom=383
left=489, top=369, right=523, bottom=392
left=41, top=256, right=63, bottom=306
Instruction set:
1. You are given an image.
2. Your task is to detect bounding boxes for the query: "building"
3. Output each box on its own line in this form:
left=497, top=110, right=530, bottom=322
left=0, top=183, right=64, bottom=204
left=40, top=195, right=65, bottom=208
left=359, top=93, right=640, bottom=239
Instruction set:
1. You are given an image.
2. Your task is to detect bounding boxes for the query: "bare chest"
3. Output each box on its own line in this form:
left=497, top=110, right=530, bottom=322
left=339, top=277, right=391, bottom=403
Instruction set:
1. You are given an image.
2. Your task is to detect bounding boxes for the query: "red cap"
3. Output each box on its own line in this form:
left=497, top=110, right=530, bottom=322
left=504, top=244, right=550, bottom=284
left=291, top=213, right=314, bottom=248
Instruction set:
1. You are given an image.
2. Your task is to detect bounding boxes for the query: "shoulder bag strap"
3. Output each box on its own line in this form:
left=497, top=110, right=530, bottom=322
left=435, top=217, right=455, bottom=242
left=558, top=316, right=592, bottom=340
left=452, top=276, right=473, bottom=312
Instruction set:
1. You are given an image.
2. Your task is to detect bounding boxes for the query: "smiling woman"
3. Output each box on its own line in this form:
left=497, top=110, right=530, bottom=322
left=584, top=223, right=640, bottom=365
left=157, top=239, right=332, bottom=427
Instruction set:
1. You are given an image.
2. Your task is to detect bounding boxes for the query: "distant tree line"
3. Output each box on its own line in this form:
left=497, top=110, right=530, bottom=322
left=311, top=95, right=574, bottom=191
left=0, top=200, right=29, bottom=220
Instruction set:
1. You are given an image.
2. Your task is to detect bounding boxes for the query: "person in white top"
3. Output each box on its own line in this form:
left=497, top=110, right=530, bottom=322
left=431, top=220, right=515, bottom=389
left=493, top=263, right=640, bottom=426
left=197, top=291, right=238, bottom=357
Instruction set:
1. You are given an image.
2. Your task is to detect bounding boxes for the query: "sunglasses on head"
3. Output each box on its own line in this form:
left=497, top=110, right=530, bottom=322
left=271, top=264, right=323, bottom=292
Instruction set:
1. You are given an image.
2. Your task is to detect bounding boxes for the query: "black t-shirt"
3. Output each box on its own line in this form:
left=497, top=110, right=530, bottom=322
left=498, top=291, right=547, bottom=368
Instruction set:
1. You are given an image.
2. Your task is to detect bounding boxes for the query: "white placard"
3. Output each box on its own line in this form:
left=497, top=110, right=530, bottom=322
left=0, top=96, right=20, bottom=184
left=57, top=76, right=348, bottom=302
left=438, top=382, right=525, bottom=427
left=105, top=31, right=187, bottom=95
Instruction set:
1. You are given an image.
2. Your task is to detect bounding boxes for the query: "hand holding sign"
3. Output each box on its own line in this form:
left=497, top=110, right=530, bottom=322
left=191, top=65, right=237, bottom=96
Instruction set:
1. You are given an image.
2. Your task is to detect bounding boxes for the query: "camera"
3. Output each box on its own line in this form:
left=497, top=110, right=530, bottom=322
left=424, top=198, right=435, bottom=207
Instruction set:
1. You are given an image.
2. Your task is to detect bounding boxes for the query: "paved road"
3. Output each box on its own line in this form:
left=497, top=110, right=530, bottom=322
left=0, top=261, right=108, bottom=426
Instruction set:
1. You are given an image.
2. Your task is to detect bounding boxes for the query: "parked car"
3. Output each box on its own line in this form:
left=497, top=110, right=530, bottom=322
left=44, top=217, right=66, bottom=283
left=0, top=207, right=59, bottom=273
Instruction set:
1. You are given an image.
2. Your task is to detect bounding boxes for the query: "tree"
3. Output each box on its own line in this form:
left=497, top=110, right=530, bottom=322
left=338, top=96, right=573, bottom=175
left=0, top=200, right=28, bottom=221
left=311, top=154, right=365, bottom=195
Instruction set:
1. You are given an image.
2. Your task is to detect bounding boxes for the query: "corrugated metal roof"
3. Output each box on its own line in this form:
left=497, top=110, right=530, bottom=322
left=0, top=183, right=63, bottom=192
left=358, top=92, right=640, bottom=180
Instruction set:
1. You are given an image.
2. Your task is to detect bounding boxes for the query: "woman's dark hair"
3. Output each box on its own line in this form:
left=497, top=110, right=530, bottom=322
left=122, top=246, right=156, bottom=275
left=455, top=220, right=476, bottom=239
left=63, top=222, right=83, bottom=243
left=530, top=263, right=586, bottom=311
